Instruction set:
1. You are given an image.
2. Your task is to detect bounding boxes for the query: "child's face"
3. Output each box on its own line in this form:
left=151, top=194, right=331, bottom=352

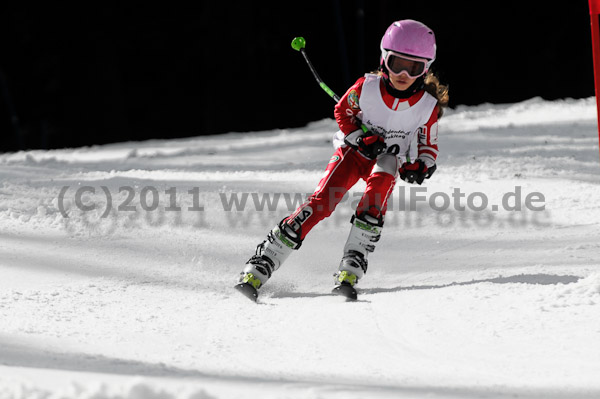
left=388, top=72, right=417, bottom=91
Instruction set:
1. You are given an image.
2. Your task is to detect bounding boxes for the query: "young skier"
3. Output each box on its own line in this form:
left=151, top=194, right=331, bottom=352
left=237, top=19, right=449, bottom=299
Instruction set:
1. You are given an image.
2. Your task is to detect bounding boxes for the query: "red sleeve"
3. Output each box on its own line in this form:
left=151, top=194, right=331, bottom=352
left=417, top=106, right=440, bottom=166
left=334, top=77, right=365, bottom=135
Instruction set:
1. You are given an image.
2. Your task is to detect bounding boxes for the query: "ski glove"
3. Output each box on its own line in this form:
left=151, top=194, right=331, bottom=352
left=344, top=129, right=387, bottom=160
left=399, top=160, right=436, bottom=185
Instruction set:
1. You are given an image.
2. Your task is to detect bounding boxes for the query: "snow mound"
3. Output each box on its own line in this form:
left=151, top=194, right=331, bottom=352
left=1, top=379, right=215, bottom=399
left=548, top=272, right=600, bottom=309
left=444, top=96, right=596, bottom=132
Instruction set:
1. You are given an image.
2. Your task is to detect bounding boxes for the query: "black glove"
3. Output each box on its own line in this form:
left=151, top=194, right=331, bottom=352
left=399, top=160, right=436, bottom=185
left=344, top=129, right=386, bottom=160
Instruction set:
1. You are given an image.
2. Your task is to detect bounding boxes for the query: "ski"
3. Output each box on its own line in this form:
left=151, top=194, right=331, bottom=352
left=234, top=282, right=259, bottom=302
left=332, top=282, right=358, bottom=301
left=236, top=281, right=358, bottom=302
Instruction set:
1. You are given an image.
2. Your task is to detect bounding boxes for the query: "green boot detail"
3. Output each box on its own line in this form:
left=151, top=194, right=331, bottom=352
left=336, top=270, right=358, bottom=287
left=242, top=273, right=262, bottom=290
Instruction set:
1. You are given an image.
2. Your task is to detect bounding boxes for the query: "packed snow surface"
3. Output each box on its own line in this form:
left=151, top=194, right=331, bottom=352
left=0, top=97, right=599, bottom=398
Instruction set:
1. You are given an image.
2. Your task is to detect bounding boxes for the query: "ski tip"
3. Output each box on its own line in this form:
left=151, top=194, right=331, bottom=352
left=234, top=282, right=259, bottom=302
left=332, top=283, right=358, bottom=301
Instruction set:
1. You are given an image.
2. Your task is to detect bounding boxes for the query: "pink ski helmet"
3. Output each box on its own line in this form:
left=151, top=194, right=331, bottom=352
left=380, top=19, right=436, bottom=73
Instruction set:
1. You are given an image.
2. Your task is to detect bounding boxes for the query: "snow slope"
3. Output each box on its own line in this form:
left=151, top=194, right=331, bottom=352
left=0, top=97, right=599, bottom=399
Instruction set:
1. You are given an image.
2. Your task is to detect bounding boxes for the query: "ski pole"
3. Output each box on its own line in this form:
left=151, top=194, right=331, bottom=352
left=291, top=37, right=368, bottom=133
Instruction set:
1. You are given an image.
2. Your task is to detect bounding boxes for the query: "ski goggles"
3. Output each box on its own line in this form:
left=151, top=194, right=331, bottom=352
left=384, top=51, right=429, bottom=78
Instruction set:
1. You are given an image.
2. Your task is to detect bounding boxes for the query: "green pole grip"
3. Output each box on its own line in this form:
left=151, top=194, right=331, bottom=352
left=319, top=82, right=338, bottom=100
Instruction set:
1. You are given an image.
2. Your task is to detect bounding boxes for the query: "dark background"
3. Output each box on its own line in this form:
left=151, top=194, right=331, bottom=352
left=0, top=1, right=595, bottom=152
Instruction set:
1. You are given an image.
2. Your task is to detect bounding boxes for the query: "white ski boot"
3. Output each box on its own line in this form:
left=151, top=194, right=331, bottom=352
left=333, top=212, right=383, bottom=298
left=236, top=219, right=302, bottom=300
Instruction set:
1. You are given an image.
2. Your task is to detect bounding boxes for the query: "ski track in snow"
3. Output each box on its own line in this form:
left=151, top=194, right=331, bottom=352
left=0, top=98, right=599, bottom=398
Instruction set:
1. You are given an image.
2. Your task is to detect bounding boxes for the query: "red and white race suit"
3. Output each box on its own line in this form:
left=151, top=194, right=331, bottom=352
left=285, top=73, right=440, bottom=240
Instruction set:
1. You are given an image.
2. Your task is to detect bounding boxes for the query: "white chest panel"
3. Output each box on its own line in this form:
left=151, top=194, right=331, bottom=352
left=358, top=74, right=437, bottom=160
